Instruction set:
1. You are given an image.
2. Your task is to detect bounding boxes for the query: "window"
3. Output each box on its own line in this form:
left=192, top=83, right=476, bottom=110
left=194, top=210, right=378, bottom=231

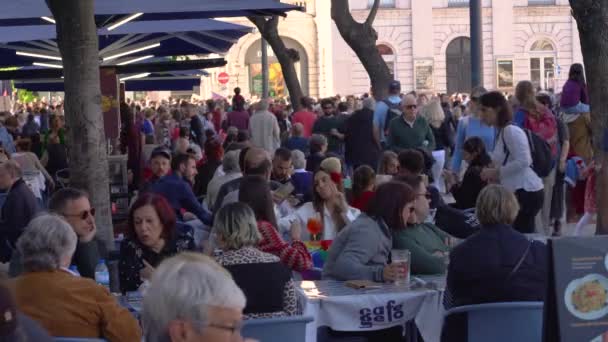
left=377, top=44, right=396, bottom=79
left=367, top=0, right=396, bottom=8
left=448, top=0, right=470, bottom=7
left=528, top=0, right=556, bottom=5
left=529, top=39, right=556, bottom=90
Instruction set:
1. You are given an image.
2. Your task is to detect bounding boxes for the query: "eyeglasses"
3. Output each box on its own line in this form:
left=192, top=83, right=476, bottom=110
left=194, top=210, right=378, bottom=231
left=63, top=208, right=96, bottom=220
left=418, top=193, right=432, bottom=200
left=405, top=105, right=417, bottom=110
left=207, top=321, right=243, bottom=334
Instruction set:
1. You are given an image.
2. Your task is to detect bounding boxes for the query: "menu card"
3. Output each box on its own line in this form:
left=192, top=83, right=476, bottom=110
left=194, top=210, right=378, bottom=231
left=544, top=237, right=608, bottom=342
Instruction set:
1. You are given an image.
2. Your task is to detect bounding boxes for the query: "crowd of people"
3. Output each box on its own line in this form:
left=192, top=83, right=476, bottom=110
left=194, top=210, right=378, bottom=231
left=0, top=63, right=599, bottom=341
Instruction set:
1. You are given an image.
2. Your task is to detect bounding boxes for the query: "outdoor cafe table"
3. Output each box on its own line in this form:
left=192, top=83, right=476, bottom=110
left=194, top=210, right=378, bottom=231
left=297, top=276, right=445, bottom=342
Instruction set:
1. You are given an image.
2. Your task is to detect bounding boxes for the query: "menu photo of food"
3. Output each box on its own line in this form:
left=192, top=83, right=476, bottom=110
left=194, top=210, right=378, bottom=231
left=565, top=274, right=608, bottom=320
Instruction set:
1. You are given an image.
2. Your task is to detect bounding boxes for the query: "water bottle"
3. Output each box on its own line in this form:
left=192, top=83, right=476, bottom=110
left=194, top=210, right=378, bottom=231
left=95, top=259, right=110, bottom=288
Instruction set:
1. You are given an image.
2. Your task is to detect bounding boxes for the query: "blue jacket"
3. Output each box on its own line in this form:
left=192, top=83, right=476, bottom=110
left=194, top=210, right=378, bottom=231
left=0, top=126, right=15, bottom=154
left=446, top=224, right=547, bottom=309
left=149, top=174, right=212, bottom=225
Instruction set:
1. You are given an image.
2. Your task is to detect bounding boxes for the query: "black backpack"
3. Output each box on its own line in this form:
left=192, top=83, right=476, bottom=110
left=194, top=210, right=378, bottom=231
left=502, top=125, right=553, bottom=178
left=382, top=99, right=402, bottom=134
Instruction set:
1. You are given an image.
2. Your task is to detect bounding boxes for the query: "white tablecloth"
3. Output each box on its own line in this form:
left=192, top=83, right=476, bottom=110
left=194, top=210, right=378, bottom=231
left=297, top=277, right=445, bottom=342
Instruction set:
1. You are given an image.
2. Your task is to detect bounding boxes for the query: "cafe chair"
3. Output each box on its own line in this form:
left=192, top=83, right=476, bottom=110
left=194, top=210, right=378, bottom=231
left=242, top=315, right=313, bottom=342
left=441, top=301, right=543, bottom=342
left=54, top=338, right=107, bottom=342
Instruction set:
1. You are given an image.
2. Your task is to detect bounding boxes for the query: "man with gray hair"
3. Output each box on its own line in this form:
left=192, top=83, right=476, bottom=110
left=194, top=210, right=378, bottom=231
left=0, top=160, right=39, bottom=262
left=12, top=214, right=141, bottom=340
left=142, top=252, right=249, bottom=342
left=344, top=96, right=381, bottom=171
left=205, top=150, right=242, bottom=209
left=249, top=99, right=280, bottom=154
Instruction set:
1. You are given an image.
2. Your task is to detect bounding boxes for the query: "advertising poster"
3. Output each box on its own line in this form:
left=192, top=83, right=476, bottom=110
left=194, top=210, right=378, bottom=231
left=249, top=63, right=286, bottom=97
left=497, top=60, right=514, bottom=88
left=414, top=59, right=434, bottom=91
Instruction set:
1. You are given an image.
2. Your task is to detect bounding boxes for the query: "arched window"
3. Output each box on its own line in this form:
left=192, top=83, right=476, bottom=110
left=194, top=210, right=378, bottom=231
left=529, top=39, right=556, bottom=90
left=377, top=44, right=396, bottom=79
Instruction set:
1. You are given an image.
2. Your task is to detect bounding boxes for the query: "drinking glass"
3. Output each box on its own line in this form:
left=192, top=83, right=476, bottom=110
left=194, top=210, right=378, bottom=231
left=391, top=249, right=411, bottom=286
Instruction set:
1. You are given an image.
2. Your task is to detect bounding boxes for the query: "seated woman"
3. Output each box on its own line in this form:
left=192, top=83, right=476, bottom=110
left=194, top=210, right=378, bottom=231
left=12, top=214, right=141, bottom=340
left=279, top=160, right=360, bottom=241
left=392, top=175, right=451, bottom=275
left=238, top=175, right=313, bottom=272
left=446, top=184, right=547, bottom=308
left=119, top=193, right=195, bottom=293
left=446, top=136, right=491, bottom=209
left=350, top=165, right=376, bottom=212
left=11, top=138, right=55, bottom=193
left=214, top=202, right=297, bottom=318
left=323, top=182, right=415, bottom=282
left=376, top=151, right=399, bottom=185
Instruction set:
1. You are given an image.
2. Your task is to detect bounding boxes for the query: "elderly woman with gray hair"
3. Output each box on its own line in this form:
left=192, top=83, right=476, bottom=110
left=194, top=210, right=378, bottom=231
left=445, top=184, right=547, bottom=310
left=205, top=150, right=242, bottom=209
left=11, top=214, right=141, bottom=340
left=214, top=202, right=297, bottom=318
left=143, top=253, right=250, bottom=342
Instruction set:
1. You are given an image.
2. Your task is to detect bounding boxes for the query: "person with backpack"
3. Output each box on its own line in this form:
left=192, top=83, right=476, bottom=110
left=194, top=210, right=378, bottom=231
left=373, top=80, right=403, bottom=149
left=478, top=91, right=544, bottom=234
left=450, top=87, right=496, bottom=174
left=513, top=81, right=559, bottom=235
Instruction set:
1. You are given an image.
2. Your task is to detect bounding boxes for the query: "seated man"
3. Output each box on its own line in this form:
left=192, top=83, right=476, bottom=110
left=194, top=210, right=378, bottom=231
left=142, top=253, right=247, bottom=342
left=0, top=160, right=40, bottom=263
left=149, top=153, right=212, bottom=226
left=141, top=146, right=172, bottom=190
left=48, top=188, right=105, bottom=279
left=11, top=214, right=141, bottom=341
left=271, top=147, right=293, bottom=184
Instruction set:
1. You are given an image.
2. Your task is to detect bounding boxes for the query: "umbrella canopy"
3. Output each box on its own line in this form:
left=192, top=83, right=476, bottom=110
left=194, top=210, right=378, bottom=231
left=0, top=0, right=300, bottom=26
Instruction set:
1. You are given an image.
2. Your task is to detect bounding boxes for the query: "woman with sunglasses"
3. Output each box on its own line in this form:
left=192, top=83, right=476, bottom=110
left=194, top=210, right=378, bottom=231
left=323, top=181, right=415, bottom=282
left=118, top=193, right=195, bottom=293
left=387, top=94, right=436, bottom=153
left=392, top=175, right=451, bottom=275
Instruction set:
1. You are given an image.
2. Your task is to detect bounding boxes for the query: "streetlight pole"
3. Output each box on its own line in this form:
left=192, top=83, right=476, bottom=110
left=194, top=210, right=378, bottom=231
left=261, top=38, right=269, bottom=99
left=470, top=0, right=483, bottom=88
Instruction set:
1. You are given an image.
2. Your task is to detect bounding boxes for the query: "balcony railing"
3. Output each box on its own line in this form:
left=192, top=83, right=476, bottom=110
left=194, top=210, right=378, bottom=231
left=367, top=0, right=396, bottom=9
left=448, top=0, right=470, bottom=8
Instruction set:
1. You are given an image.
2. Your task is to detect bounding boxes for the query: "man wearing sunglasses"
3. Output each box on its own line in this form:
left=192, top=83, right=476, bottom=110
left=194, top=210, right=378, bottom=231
left=48, top=188, right=104, bottom=280
left=387, top=94, right=435, bottom=153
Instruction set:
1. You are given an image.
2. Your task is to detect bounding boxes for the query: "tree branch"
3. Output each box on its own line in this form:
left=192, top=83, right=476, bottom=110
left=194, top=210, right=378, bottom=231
left=365, top=0, right=380, bottom=26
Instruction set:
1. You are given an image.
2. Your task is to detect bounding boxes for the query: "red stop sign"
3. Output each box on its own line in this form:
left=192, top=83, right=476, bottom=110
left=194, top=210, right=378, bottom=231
left=218, top=72, right=229, bottom=84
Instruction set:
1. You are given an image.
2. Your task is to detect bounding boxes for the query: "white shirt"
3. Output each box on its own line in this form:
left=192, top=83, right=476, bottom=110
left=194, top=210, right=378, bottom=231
left=249, top=110, right=281, bottom=154
left=492, top=125, right=544, bottom=193
left=278, top=202, right=360, bottom=241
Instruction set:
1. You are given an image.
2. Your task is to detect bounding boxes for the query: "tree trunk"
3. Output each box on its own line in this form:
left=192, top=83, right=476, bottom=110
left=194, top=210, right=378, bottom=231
left=46, top=0, right=114, bottom=247
left=570, top=0, right=608, bottom=234
left=331, top=0, right=392, bottom=99
left=249, top=16, right=304, bottom=111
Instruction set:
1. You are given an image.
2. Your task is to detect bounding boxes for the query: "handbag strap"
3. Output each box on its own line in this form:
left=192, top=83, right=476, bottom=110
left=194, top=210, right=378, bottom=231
left=507, top=241, right=532, bottom=281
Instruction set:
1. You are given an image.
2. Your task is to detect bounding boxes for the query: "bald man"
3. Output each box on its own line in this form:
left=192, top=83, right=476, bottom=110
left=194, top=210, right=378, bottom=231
left=213, top=147, right=280, bottom=212
left=387, top=94, right=435, bottom=153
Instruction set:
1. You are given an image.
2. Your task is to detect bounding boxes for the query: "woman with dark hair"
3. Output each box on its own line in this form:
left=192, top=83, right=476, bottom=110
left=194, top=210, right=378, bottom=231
left=446, top=136, right=492, bottom=209
left=278, top=166, right=360, bottom=241
left=323, top=181, right=415, bottom=282
left=350, top=165, right=376, bottom=211
left=393, top=175, right=451, bottom=275
left=478, top=91, right=544, bottom=233
left=193, top=138, right=223, bottom=197
left=238, top=176, right=312, bottom=272
left=118, top=193, right=195, bottom=292
left=561, top=63, right=589, bottom=114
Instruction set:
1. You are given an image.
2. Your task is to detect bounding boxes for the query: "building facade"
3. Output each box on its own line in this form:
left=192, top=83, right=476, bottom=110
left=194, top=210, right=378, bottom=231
left=200, top=0, right=582, bottom=99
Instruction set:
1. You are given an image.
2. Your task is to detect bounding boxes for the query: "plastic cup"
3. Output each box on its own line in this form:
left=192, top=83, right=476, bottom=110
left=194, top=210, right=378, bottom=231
left=391, top=249, right=411, bottom=286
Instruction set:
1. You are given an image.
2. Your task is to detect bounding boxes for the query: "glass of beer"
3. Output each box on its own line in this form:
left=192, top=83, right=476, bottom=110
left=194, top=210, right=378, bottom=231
left=391, top=249, right=411, bottom=286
